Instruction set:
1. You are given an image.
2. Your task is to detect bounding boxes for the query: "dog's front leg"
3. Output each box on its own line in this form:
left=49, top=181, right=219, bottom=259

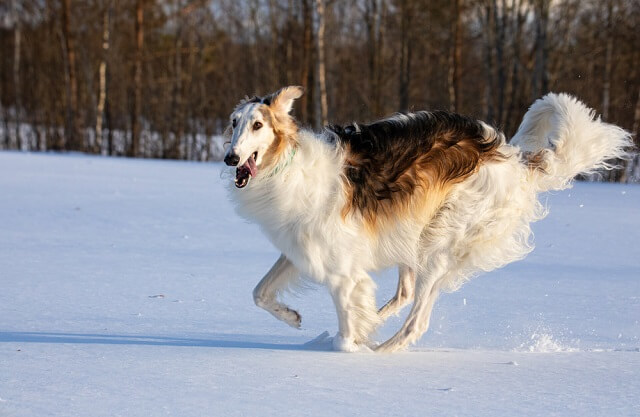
left=253, top=254, right=302, bottom=329
left=328, top=273, right=381, bottom=352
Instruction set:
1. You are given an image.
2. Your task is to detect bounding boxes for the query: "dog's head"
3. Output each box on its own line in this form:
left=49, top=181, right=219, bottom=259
left=224, top=86, right=304, bottom=188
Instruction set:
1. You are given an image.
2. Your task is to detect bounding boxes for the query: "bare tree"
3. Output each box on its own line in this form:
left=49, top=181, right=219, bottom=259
left=448, top=0, right=462, bottom=112
left=398, top=0, right=414, bottom=111
left=363, top=0, right=386, bottom=116
left=130, top=0, right=144, bottom=157
left=284, top=0, right=295, bottom=85
left=629, top=83, right=640, bottom=182
left=531, top=0, right=550, bottom=100
left=314, top=0, right=329, bottom=128
left=494, top=0, right=507, bottom=125
left=169, top=0, right=185, bottom=159
left=268, top=0, right=280, bottom=88
left=95, top=1, right=111, bottom=154
left=602, top=0, right=615, bottom=122
left=634, top=84, right=640, bottom=140
left=61, top=0, right=82, bottom=150
left=0, top=54, right=4, bottom=148
left=300, top=0, right=314, bottom=126
left=1, top=60, right=7, bottom=148
left=480, top=0, right=496, bottom=121
left=503, top=0, right=527, bottom=135
left=12, top=0, right=22, bottom=149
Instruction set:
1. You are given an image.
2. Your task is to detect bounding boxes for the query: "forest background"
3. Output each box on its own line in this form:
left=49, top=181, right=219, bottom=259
left=1, top=0, right=638, bottom=181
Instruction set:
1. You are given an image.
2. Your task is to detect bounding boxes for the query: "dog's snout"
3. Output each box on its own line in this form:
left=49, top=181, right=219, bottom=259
left=224, top=152, right=240, bottom=166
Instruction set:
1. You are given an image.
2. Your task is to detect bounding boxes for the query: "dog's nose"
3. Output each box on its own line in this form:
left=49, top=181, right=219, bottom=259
left=224, top=152, right=240, bottom=166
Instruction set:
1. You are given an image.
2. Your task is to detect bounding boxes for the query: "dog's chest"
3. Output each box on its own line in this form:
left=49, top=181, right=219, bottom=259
left=264, top=214, right=349, bottom=281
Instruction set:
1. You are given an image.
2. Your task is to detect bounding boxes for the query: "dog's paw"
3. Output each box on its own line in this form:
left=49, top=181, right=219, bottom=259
left=366, top=340, right=381, bottom=350
left=280, top=307, right=302, bottom=329
left=374, top=340, right=408, bottom=353
left=332, top=333, right=367, bottom=353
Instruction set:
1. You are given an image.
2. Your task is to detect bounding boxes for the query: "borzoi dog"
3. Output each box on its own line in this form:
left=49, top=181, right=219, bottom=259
left=223, top=86, right=630, bottom=353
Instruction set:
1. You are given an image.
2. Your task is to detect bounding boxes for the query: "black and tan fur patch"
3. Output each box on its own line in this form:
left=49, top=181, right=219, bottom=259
left=330, top=111, right=505, bottom=227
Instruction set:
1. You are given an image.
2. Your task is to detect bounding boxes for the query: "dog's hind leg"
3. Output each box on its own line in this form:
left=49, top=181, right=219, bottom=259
left=378, top=265, right=416, bottom=320
left=328, top=272, right=381, bottom=352
left=253, top=253, right=302, bottom=328
left=375, top=253, right=452, bottom=353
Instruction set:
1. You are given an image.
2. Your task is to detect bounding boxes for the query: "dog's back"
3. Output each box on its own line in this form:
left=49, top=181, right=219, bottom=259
left=330, top=111, right=506, bottom=231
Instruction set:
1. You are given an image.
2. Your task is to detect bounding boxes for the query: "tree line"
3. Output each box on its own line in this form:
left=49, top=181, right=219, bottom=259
left=1, top=0, right=638, bottom=180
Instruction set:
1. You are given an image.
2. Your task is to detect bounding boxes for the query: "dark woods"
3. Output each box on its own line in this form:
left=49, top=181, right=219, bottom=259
left=0, top=0, right=638, bottom=180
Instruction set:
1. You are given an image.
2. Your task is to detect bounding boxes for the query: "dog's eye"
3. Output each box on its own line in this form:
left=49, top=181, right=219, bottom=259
left=232, top=119, right=237, bottom=128
left=253, top=121, right=263, bottom=130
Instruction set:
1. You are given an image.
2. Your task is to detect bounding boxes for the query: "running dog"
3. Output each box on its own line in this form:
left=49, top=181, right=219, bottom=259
left=223, top=86, right=630, bottom=352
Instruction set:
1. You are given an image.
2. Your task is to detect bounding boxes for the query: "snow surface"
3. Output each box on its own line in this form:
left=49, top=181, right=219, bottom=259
left=1, top=151, right=639, bottom=417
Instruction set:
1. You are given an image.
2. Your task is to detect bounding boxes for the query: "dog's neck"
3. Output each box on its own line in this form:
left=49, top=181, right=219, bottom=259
left=264, top=145, right=298, bottom=179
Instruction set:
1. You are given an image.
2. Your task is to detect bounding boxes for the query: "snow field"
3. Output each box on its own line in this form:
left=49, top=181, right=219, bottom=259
left=0, top=152, right=638, bottom=416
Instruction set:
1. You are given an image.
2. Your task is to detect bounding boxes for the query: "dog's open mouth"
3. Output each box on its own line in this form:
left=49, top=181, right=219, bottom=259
left=235, top=152, right=258, bottom=188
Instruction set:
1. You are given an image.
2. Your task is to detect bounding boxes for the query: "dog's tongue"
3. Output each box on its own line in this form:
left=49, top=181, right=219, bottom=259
left=243, top=155, right=257, bottom=177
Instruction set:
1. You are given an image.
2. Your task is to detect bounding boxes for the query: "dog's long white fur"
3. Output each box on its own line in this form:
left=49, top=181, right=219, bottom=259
left=227, top=91, right=631, bottom=353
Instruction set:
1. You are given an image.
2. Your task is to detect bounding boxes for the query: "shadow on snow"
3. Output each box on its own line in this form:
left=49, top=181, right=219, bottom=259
left=0, top=331, right=335, bottom=352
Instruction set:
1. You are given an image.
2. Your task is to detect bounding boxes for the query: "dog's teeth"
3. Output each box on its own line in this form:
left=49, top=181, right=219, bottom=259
left=235, top=176, right=250, bottom=188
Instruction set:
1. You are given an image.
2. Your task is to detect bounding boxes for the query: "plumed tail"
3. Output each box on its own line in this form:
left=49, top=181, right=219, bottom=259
left=511, top=93, right=632, bottom=192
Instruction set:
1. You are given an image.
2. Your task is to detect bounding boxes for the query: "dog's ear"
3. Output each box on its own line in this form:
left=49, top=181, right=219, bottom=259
left=327, top=124, right=344, bottom=135
left=269, top=86, right=304, bottom=114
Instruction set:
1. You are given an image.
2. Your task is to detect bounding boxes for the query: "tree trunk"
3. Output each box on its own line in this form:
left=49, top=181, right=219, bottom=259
left=376, top=2, right=387, bottom=116
left=448, top=0, right=462, bottom=112
left=1, top=65, right=8, bottom=148
left=365, top=0, right=386, bottom=116
left=482, top=0, right=496, bottom=121
left=504, top=0, right=525, bottom=136
left=548, top=0, right=579, bottom=87
left=187, top=31, right=197, bottom=160
left=602, top=0, right=619, bottom=181
left=45, top=0, right=57, bottom=151
left=585, top=10, right=600, bottom=107
left=314, top=0, right=328, bottom=128
left=61, top=0, right=82, bottom=151
left=532, top=0, right=549, bottom=100
left=130, top=0, right=144, bottom=157
left=398, top=0, right=413, bottom=112
left=495, top=0, right=507, bottom=125
left=95, top=2, right=110, bottom=155
left=12, top=0, right=22, bottom=150
left=365, top=0, right=376, bottom=114
left=0, top=58, right=5, bottom=148
left=170, top=10, right=183, bottom=160
left=285, top=0, right=295, bottom=85
left=268, top=0, right=280, bottom=87
left=602, top=0, right=614, bottom=122
left=249, top=1, right=261, bottom=91
left=106, top=86, right=113, bottom=155
left=300, top=0, right=314, bottom=126
left=633, top=84, right=640, bottom=142
left=622, top=62, right=640, bottom=183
